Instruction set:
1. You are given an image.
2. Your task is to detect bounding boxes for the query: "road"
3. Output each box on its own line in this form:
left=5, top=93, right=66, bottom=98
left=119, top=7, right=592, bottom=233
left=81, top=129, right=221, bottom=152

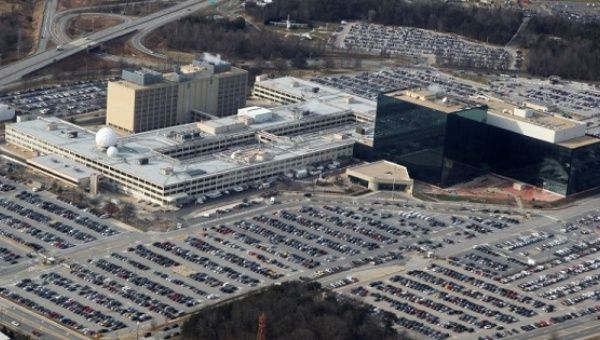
left=2, top=189, right=600, bottom=339
left=37, top=0, right=59, bottom=53
left=130, top=26, right=168, bottom=59
left=51, top=12, right=133, bottom=45
left=0, top=298, right=87, bottom=340
left=0, top=0, right=217, bottom=90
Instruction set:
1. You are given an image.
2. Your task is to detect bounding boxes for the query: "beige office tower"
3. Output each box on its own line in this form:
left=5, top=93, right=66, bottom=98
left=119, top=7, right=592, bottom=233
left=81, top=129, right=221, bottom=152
left=106, top=54, right=247, bottom=133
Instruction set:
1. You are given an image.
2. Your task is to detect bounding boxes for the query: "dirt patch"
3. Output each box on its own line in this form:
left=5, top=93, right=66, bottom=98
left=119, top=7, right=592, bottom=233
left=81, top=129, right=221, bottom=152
left=415, top=174, right=564, bottom=207
left=66, top=14, right=123, bottom=39
left=171, top=265, right=196, bottom=277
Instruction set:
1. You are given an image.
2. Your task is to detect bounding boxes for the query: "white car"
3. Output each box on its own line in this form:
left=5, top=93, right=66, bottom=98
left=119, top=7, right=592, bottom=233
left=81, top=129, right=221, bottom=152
left=11, top=320, right=20, bottom=327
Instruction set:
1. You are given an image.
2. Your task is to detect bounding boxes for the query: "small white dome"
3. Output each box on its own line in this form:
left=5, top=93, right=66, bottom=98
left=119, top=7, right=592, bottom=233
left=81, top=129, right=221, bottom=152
left=96, top=127, right=118, bottom=148
left=106, top=146, right=119, bottom=158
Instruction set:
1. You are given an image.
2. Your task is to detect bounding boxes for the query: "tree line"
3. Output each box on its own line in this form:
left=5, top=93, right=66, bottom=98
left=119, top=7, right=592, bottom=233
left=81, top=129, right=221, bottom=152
left=0, top=0, right=34, bottom=63
left=247, top=0, right=600, bottom=81
left=181, top=281, right=406, bottom=340
left=246, top=0, right=522, bottom=45
left=148, top=16, right=320, bottom=65
left=522, top=15, right=600, bottom=81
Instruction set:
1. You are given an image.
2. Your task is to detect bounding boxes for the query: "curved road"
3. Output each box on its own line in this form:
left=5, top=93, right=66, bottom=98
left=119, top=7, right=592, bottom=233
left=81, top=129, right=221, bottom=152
left=51, top=12, right=133, bottom=45
left=0, top=0, right=217, bottom=90
left=130, top=25, right=168, bottom=59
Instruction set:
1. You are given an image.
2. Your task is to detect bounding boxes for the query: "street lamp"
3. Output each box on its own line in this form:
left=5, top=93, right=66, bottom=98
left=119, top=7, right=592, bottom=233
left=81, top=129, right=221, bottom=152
left=136, top=321, right=140, bottom=340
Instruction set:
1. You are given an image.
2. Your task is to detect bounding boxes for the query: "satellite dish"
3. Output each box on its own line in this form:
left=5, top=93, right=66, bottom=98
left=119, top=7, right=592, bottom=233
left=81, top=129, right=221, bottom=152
left=106, top=146, right=119, bottom=158
left=96, top=127, right=118, bottom=149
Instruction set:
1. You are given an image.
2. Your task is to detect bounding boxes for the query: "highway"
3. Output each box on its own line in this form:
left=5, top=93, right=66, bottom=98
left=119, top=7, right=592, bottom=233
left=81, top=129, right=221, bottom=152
left=0, top=0, right=216, bottom=90
left=130, top=26, right=168, bottom=59
left=37, top=0, right=59, bottom=53
left=51, top=12, right=132, bottom=45
left=0, top=297, right=87, bottom=340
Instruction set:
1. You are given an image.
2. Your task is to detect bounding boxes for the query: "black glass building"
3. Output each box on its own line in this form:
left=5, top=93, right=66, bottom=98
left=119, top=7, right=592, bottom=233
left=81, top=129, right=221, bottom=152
left=358, top=90, right=600, bottom=196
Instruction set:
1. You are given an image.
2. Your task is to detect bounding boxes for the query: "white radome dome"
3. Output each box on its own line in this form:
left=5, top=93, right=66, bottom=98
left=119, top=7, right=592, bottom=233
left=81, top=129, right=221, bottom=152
left=96, top=127, right=118, bottom=148
left=106, top=146, right=119, bottom=158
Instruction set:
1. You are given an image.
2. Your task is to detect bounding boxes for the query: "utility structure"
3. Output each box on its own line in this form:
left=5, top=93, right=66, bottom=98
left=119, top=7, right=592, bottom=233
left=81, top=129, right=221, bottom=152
left=256, top=312, right=267, bottom=340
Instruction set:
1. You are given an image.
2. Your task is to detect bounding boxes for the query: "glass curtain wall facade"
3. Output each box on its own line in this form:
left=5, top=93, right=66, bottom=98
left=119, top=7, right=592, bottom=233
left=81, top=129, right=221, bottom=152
left=445, top=110, right=600, bottom=196
left=365, top=93, right=600, bottom=196
left=368, top=93, right=448, bottom=185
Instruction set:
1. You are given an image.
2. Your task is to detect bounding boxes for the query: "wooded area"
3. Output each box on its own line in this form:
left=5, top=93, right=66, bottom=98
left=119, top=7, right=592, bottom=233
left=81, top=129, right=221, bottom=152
left=149, top=16, right=319, bottom=66
left=523, top=15, right=600, bottom=81
left=246, top=0, right=522, bottom=45
left=0, top=1, right=34, bottom=62
left=181, top=282, right=405, bottom=340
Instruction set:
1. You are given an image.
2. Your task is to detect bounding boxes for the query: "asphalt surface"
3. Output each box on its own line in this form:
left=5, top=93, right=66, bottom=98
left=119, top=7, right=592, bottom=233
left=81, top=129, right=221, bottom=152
left=1, top=178, right=600, bottom=339
left=51, top=12, right=132, bottom=45
left=37, top=0, right=59, bottom=53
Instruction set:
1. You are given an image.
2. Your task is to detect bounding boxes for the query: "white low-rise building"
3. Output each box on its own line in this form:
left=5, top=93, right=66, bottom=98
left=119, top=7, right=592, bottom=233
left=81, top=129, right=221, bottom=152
left=6, top=90, right=375, bottom=206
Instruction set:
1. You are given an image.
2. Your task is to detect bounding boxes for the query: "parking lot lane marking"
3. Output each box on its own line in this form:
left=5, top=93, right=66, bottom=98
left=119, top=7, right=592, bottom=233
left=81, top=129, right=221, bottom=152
left=542, top=215, right=559, bottom=221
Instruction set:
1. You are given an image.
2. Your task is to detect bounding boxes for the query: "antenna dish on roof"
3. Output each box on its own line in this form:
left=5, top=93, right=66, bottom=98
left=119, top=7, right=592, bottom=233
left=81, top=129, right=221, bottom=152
left=95, top=127, right=118, bottom=149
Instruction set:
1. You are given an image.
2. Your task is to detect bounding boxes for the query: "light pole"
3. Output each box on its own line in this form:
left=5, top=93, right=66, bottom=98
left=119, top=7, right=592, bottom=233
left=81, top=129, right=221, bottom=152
left=136, top=321, right=140, bottom=340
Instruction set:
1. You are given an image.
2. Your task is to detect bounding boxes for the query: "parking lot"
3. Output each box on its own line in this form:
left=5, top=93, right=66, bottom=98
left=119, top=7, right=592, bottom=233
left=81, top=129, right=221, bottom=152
left=0, top=196, right=538, bottom=338
left=313, top=66, right=600, bottom=124
left=0, top=169, right=599, bottom=340
left=0, top=189, right=123, bottom=255
left=333, top=204, right=600, bottom=340
left=0, top=80, right=107, bottom=117
left=333, top=23, right=512, bottom=70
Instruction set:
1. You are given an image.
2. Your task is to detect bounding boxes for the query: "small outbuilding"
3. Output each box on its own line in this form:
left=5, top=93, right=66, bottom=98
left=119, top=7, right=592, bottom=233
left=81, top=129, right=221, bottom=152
left=346, top=160, right=413, bottom=194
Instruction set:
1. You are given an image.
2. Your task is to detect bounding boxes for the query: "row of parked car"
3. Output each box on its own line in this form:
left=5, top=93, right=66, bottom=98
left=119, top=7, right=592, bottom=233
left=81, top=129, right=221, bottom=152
left=0, top=246, right=22, bottom=265
left=230, top=219, right=323, bottom=268
left=93, top=259, right=199, bottom=307
left=278, top=210, right=379, bottom=252
left=0, top=209, right=74, bottom=249
left=304, top=205, right=398, bottom=243
left=152, top=240, right=257, bottom=289
left=41, top=272, right=150, bottom=324
left=16, top=191, right=120, bottom=237
left=0, top=286, right=102, bottom=336
left=400, top=272, right=521, bottom=323
left=69, top=263, right=183, bottom=320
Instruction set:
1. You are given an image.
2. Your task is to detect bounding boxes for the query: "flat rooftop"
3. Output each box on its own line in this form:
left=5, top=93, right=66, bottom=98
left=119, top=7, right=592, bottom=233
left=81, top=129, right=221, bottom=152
left=255, top=76, right=342, bottom=99
left=386, top=89, right=467, bottom=113
left=347, top=160, right=411, bottom=182
left=557, top=135, right=600, bottom=149
left=10, top=117, right=354, bottom=187
left=110, top=79, right=172, bottom=90
left=485, top=99, right=580, bottom=131
left=28, top=154, right=98, bottom=182
left=193, top=95, right=375, bottom=136
left=388, top=88, right=585, bottom=132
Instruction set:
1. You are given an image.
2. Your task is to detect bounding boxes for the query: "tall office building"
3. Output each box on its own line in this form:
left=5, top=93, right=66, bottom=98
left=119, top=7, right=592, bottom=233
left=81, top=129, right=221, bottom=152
left=363, top=88, right=600, bottom=196
left=106, top=54, right=248, bottom=133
